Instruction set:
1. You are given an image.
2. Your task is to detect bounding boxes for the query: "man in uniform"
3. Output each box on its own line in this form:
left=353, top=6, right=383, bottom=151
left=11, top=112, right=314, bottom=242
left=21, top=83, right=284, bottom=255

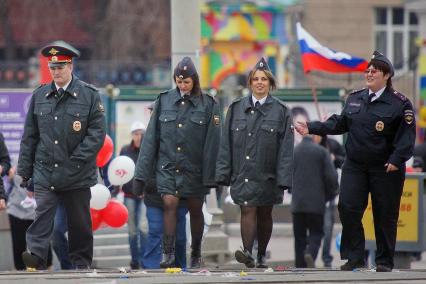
left=295, top=51, right=415, bottom=272
left=18, top=41, right=106, bottom=270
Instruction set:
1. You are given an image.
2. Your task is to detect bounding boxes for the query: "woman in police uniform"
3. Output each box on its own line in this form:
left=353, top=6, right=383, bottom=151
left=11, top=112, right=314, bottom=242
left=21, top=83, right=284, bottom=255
left=134, top=57, right=220, bottom=268
left=216, top=58, right=294, bottom=268
left=295, top=51, right=416, bottom=272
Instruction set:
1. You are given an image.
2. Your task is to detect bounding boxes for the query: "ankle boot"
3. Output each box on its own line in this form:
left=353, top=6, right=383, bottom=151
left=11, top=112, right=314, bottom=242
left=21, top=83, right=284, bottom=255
left=190, top=238, right=202, bottom=268
left=160, top=235, right=176, bottom=268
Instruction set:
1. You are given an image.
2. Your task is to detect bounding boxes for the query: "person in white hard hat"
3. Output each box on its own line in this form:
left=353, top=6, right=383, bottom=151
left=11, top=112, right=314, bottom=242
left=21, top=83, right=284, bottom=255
left=118, top=121, right=148, bottom=269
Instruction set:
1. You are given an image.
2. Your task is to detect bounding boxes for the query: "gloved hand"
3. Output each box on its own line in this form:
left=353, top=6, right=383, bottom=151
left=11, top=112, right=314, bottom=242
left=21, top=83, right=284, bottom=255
left=132, top=179, right=145, bottom=196
left=20, top=177, right=29, bottom=189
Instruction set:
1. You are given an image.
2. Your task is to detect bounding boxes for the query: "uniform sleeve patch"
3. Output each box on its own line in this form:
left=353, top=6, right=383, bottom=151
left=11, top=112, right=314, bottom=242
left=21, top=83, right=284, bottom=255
left=213, top=115, right=220, bottom=125
left=404, top=109, right=414, bottom=124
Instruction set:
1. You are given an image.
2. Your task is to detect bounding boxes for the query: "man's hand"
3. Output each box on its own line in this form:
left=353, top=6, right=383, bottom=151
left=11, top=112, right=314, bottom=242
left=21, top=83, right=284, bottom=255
left=384, top=163, right=398, bottom=173
left=0, top=199, right=6, bottom=210
left=20, top=177, right=29, bottom=188
left=295, top=121, right=309, bottom=136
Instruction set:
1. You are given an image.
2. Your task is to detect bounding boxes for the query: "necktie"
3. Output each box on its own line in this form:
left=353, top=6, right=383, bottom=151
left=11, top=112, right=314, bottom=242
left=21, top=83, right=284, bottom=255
left=255, top=101, right=260, bottom=109
left=368, top=93, right=376, bottom=103
left=57, top=88, right=65, bottom=97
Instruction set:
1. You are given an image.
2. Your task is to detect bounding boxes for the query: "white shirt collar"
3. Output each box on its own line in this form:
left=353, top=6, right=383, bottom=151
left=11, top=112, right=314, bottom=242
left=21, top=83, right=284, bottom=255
left=55, top=79, right=72, bottom=92
left=369, top=86, right=386, bottom=102
left=252, top=95, right=267, bottom=106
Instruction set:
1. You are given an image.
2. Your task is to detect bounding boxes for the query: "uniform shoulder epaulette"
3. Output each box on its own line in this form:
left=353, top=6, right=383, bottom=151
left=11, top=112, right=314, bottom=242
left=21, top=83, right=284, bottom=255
left=204, top=92, right=218, bottom=103
left=229, top=96, right=243, bottom=106
left=84, top=83, right=98, bottom=92
left=273, top=96, right=289, bottom=109
left=392, top=90, right=407, bottom=101
left=34, top=84, right=47, bottom=91
left=159, top=90, right=169, bottom=95
left=348, top=88, right=366, bottom=95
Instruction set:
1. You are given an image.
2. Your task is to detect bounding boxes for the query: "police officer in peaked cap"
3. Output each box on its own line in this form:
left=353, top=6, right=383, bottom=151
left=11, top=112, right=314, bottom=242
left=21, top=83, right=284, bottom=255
left=17, top=41, right=106, bottom=270
left=295, top=51, right=415, bottom=272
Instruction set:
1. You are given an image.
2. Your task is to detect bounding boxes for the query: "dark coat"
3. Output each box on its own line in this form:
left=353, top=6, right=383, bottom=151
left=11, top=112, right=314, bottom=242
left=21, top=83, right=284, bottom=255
left=0, top=133, right=11, bottom=176
left=291, top=137, right=339, bottom=214
left=119, top=141, right=140, bottom=197
left=17, top=76, right=106, bottom=191
left=308, top=87, right=415, bottom=167
left=216, top=95, right=294, bottom=206
left=134, top=88, right=221, bottom=198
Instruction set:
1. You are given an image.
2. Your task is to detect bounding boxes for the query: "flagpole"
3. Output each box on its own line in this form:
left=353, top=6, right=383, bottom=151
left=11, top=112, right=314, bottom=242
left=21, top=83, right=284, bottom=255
left=306, top=72, right=322, bottom=121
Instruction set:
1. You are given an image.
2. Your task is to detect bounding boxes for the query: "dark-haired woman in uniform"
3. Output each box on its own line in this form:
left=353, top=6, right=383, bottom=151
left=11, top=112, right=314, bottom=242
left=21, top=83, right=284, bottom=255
left=295, top=51, right=416, bottom=272
left=134, top=57, right=221, bottom=269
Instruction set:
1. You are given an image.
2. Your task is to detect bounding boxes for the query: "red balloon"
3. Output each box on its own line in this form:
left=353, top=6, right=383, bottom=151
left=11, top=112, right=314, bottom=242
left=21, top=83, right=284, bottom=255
left=96, top=134, right=113, bottom=167
left=90, top=208, right=103, bottom=231
left=102, top=199, right=128, bottom=228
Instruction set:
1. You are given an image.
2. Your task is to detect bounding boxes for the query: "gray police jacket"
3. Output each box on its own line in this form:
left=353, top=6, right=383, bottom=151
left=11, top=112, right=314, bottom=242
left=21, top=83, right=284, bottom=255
left=134, top=88, right=221, bottom=198
left=216, top=95, right=294, bottom=206
left=17, top=76, right=106, bottom=191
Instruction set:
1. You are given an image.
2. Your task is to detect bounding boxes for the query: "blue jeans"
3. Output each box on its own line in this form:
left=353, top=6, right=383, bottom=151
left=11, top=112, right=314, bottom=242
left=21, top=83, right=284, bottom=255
left=52, top=201, right=74, bottom=269
left=322, top=200, right=335, bottom=266
left=143, top=206, right=188, bottom=268
left=124, top=197, right=148, bottom=268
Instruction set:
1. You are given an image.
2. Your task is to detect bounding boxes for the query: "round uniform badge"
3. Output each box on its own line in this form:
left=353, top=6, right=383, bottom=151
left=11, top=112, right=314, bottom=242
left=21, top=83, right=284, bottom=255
left=375, top=121, right=384, bottom=132
left=73, top=121, right=82, bottom=132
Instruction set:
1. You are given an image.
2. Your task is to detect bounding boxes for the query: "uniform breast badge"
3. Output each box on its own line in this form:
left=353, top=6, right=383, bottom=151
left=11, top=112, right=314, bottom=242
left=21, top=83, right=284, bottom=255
left=73, top=121, right=82, bottom=132
left=375, top=121, right=384, bottom=132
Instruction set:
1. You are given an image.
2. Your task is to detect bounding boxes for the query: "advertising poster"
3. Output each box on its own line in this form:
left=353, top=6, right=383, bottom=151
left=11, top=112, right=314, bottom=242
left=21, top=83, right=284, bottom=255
left=115, top=100, right=154, bottom=154
left=0, top=90, right=33, bottom=165
left=363, top=177, right=419, bottom=242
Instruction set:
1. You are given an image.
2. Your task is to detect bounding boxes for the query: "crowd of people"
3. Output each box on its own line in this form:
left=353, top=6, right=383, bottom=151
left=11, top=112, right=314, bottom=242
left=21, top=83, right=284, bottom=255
left=0, top=40, right=419, bottom=273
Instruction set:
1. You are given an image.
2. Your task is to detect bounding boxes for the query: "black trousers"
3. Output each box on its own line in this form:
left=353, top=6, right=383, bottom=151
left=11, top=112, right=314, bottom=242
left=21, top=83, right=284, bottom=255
left=26, top=186, right=93, bottom=268
left=8, top=214, right=52, bottom=270
left=292, top=212, right=324, bottom=268
left=338, top=159, right=404, bottom=268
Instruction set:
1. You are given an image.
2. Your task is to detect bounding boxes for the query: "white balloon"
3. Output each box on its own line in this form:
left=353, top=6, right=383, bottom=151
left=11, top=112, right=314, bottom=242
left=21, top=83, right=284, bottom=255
left=90, top=184, right=111, bottom=210
left=107, top=156, right=135, bottom=186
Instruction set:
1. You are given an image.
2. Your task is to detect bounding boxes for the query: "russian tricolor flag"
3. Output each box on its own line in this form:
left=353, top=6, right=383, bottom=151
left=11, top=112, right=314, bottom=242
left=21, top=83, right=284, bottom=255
left=296, top=22, right=368, bottom=73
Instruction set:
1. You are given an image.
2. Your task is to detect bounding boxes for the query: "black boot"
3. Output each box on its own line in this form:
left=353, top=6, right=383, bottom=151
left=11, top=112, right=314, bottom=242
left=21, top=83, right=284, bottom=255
left=160, top=235, right=176, bottom=268
left=190, top=238, right=202, bottom=268
left=256, top=253, right=268, bottom=268
left=235, top=247, right=255, bottom=268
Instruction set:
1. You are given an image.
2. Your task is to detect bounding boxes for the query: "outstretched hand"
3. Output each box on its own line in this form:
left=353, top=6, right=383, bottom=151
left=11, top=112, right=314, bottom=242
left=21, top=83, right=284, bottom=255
left=0, top=199, right=5, bottom=210
left=295, top=121, right=309, bottom=136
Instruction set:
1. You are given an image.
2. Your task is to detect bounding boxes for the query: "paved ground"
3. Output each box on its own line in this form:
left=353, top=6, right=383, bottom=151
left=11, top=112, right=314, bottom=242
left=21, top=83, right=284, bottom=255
left=2, top=224, right=426, bottom=283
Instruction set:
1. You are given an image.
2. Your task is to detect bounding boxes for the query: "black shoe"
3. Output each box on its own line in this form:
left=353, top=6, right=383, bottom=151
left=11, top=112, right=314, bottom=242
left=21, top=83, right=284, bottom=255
left=256, top=254, right=268, bottom=268
left=376, top=264, right=392, bottom=272
left=340, top=260, right=365, bottom=271
left=235, top=248, right=255, bottom=268
left=304, top=253, right=315, bottom=268
left=130, top=261, right=140, bottom=270
left=22, top=251, right=46, bottom=270
left=190, top=255, right=202, bottom=269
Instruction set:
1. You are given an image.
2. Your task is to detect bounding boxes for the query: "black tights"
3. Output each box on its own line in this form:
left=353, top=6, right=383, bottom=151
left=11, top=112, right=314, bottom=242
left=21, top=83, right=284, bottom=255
left=163, top=195, right=204, bottom=245
left=240, top=205, right=273, bottom=255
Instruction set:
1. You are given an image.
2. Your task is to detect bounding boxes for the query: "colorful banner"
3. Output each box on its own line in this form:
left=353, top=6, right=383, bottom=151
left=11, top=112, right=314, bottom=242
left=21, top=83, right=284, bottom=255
left=362, top=177, right=419, bottom=242
left=419, top=54, right=426, bottom=99
left=201, top=2, right=288, bottom=88
left=0, top=91, right=33, bottom=165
